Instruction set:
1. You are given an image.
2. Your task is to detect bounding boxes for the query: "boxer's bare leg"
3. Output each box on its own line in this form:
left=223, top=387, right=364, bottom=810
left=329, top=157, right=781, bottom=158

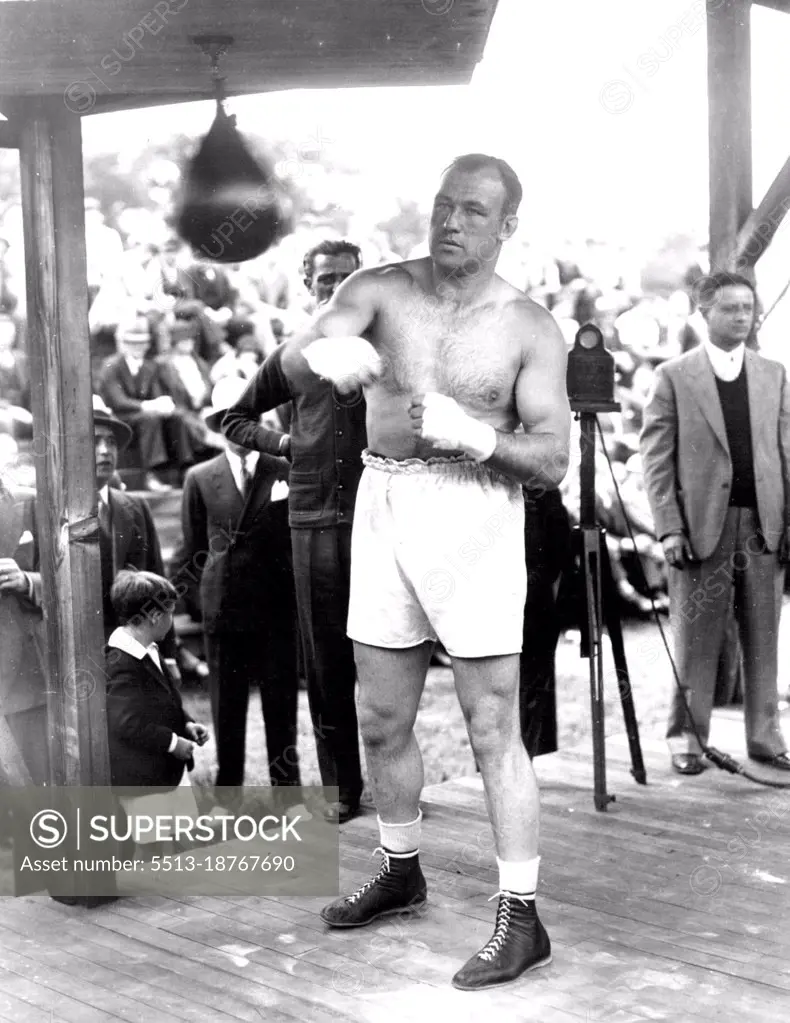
left=452, top=653, right=539, bottom=859
left=353, top=639, right=434, bottom=822
left=321, top=640, right=432, bottom=928
left=450, top=651, right=550, bottom=992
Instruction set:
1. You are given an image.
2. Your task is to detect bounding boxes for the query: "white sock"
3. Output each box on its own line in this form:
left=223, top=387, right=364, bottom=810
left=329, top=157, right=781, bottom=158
left=378, top=811, right=422, bottom=855
left=497, top=855, right=540, bottom=899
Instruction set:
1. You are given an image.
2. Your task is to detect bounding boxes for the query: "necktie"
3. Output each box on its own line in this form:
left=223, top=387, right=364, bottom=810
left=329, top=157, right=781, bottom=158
left=240, top=456, right=253, bottom=499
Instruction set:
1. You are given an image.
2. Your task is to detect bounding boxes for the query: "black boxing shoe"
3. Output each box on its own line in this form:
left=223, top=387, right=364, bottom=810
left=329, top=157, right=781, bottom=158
left=320, top=847, right=427, bottom=928
left=451, top=892, right=552, bottom=991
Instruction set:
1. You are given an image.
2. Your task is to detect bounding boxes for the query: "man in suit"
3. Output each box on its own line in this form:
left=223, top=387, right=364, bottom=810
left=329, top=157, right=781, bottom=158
left=519, top=487, right=571, bottom=758
left=0, top=475, right=48, bottom=784
left=98, top=312, right=197, bottom=491
left=640, top=272, right=790, bottom=775
left=91, top=397, right=176, bottom=657
left=170, top=377, right=301, bottom=806
left=222, top=239, right=366, bottom=824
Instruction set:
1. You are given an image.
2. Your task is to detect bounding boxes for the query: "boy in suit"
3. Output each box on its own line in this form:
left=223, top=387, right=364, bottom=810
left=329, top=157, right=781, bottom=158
left=170, top=378, right=301, bottom=811
left=106, top=570, right=209, bottom=858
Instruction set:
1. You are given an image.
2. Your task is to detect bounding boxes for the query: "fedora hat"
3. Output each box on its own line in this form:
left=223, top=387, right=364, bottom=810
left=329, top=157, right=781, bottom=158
left=204, top=376, right=249, bottom=433
left=92, top=395, right=132, bottom=450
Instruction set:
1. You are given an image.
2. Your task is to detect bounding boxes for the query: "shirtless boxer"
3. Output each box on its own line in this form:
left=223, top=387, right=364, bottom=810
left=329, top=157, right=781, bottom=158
left=293, top=154, right=569, bottom=990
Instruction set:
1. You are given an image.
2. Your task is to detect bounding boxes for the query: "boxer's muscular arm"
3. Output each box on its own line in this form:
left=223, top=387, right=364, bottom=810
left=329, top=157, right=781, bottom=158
left=289, top=270, right=380, bottom=352
left=279, top=269, right=383, bottom=387
left=485, top=305, right=571, bottom=489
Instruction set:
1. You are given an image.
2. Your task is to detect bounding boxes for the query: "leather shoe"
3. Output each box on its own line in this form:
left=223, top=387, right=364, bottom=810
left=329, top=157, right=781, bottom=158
left=322, top=800, right=361, bottom=825
left=671, top=753, right=707, bottom=775
left=751, top=752, right=790, bottom=771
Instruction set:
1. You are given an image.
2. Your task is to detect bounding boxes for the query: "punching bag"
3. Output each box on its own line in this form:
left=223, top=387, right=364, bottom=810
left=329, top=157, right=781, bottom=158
left=175, top=103, right=284, bottom=263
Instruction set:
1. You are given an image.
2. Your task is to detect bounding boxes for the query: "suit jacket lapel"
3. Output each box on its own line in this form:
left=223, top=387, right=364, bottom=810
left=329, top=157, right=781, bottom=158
left=689, top=347, right=729, bottom=454
left=108, top=490, right=132, bottom=570
left=213, top=455, right=245, bottom=524
left=140, top=360, right=156, bottom=397
left=745, top=348, right=769, bottom=452
left=118, top=358, right=134, bottom=396
left=136, top=649, right=176, bottom=696
left=0, top=485, right=22, bottom=556
left=238, top=459, right=275, bottom=529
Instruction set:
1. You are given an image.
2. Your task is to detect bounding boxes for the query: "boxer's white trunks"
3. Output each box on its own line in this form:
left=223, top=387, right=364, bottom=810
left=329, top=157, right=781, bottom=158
left=347, top=450, right=526, bottom=658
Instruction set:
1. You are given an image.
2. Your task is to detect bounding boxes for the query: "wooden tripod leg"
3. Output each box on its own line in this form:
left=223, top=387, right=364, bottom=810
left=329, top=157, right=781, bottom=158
left=599, top=536, right=648, bottom=785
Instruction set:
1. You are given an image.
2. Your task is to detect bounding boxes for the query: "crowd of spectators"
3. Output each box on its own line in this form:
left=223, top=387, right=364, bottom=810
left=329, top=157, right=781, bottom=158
left=2, top=189, right=778, bottom=797
left=0, top=200, right=713, bottom=607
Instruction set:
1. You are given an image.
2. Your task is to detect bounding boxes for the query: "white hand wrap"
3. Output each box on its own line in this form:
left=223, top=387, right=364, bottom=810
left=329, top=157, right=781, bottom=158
left=302, top=336, right=381, bottom=383
left=420, top=392, right=498, bottom=462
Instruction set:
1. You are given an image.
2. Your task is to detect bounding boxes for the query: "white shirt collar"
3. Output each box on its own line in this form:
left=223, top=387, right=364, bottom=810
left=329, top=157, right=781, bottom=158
left=125, top=354, right=145, bottom=376
left=107, top=627, right=162, bottom=671
left=99, top=484, right=110, bottom=505
left=704, top=339, right=745, bottom=382
left=225, top=448, right=259, bottom=495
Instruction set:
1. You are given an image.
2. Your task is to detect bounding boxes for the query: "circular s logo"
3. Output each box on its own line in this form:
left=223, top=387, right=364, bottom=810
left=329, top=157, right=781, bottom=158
left=30, top=809, right=68, bottom=849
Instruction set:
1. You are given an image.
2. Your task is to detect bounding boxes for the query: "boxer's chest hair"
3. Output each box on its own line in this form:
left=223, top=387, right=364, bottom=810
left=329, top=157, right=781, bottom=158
left=381, top=292, right=519, bottom=410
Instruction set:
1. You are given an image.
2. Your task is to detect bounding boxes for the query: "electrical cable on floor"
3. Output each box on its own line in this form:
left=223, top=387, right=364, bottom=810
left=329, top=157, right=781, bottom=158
left=595, top=416, right=790, bottom=790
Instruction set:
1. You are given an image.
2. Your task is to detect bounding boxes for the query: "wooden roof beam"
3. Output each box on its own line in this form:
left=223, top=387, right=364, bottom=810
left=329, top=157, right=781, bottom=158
left=734, top=154, right=790, bottom=268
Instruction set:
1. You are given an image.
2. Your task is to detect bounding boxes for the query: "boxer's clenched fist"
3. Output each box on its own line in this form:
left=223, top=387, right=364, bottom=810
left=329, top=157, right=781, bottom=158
left=409, top=392, right=497, bottom=462
left=302, top=337, right=383, bottom=394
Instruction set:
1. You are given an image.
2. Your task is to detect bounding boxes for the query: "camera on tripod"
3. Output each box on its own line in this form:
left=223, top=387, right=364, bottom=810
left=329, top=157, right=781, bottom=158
left=563, top=322, right=646, bottom=808
left=566, top=323, right=619, bottom=414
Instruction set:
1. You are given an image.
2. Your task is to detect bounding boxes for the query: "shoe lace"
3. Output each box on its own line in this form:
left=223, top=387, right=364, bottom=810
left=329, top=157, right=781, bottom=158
left=345, top=847, right=389, bottom=905
left=477, top=891, right=531, bottom=962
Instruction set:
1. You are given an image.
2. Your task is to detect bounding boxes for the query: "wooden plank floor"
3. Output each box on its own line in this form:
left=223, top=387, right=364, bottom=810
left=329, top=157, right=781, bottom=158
left=1, top=707, right=789, bottom=1023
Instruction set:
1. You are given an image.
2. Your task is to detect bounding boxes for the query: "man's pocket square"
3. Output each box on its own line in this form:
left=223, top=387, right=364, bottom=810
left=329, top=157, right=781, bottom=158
left=271, top=480, right=289, bottom=502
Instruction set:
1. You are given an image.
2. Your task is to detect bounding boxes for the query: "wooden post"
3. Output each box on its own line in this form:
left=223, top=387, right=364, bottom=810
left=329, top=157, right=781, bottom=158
left=707, top=0, right=752, bottom=272
left=18, top=99, right=110, bottom=788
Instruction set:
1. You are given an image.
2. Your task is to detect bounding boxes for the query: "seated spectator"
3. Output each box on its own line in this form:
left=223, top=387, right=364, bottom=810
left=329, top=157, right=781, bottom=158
left=0, top=312, right=32, bottom=441
left=167, top=250, right=237, bottom=365
left=99, top=312, right=205, bottom=490
left=209, top=321, right=265, bottom=385
left=156, top=317, right=223, bottom=459
left=158, top=319, right=212, bottom=408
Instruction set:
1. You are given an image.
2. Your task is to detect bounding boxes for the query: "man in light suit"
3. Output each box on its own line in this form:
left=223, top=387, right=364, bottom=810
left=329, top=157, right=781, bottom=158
left=170, top=378, right=300, bottom=805
left=640, top=272, right=790, bottom=775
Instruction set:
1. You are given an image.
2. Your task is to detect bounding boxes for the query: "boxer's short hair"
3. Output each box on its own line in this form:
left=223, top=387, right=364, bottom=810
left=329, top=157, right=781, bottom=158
left=444, top=154, right=523, bottom=217
left=111, top=570, right=177, bottom=625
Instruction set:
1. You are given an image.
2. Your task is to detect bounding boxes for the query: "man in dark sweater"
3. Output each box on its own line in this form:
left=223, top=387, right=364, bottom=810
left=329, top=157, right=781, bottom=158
left=223, top=240, right=366, bottom=823
left=640, top=272, right=790, bottom=775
